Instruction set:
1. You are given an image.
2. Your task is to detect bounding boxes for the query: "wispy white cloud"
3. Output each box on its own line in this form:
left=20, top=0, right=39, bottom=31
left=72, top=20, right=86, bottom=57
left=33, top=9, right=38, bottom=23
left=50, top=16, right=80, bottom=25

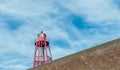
left=59, top=0, right=120, bottom=24
left=0, top=64, right=27, bottom=70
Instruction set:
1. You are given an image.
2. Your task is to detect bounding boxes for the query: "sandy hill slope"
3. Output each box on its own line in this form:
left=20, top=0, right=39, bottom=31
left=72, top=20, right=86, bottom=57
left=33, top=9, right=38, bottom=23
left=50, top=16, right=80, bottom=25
left=28, top=38, right=120, bottom=70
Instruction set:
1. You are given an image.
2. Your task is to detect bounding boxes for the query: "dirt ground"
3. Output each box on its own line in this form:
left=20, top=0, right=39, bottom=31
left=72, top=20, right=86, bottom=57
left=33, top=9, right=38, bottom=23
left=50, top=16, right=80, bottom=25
left=28, top=38, right=120, bottom=70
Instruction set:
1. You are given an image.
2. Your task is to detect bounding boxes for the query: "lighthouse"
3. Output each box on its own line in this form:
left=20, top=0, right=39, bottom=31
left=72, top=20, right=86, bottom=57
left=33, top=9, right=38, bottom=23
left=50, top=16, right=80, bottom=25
left=33, top=31, right=52, bottom=67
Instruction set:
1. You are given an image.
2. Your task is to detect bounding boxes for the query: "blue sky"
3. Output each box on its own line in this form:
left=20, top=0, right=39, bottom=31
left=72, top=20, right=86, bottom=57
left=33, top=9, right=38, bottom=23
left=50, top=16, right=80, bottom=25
left=0, top=0, right=120, bottom=70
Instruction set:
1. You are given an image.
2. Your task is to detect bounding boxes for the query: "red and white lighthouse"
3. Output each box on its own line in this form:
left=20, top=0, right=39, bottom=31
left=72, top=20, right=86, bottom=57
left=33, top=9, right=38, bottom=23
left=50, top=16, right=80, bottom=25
left=33, top=31, right=52, bottom=67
